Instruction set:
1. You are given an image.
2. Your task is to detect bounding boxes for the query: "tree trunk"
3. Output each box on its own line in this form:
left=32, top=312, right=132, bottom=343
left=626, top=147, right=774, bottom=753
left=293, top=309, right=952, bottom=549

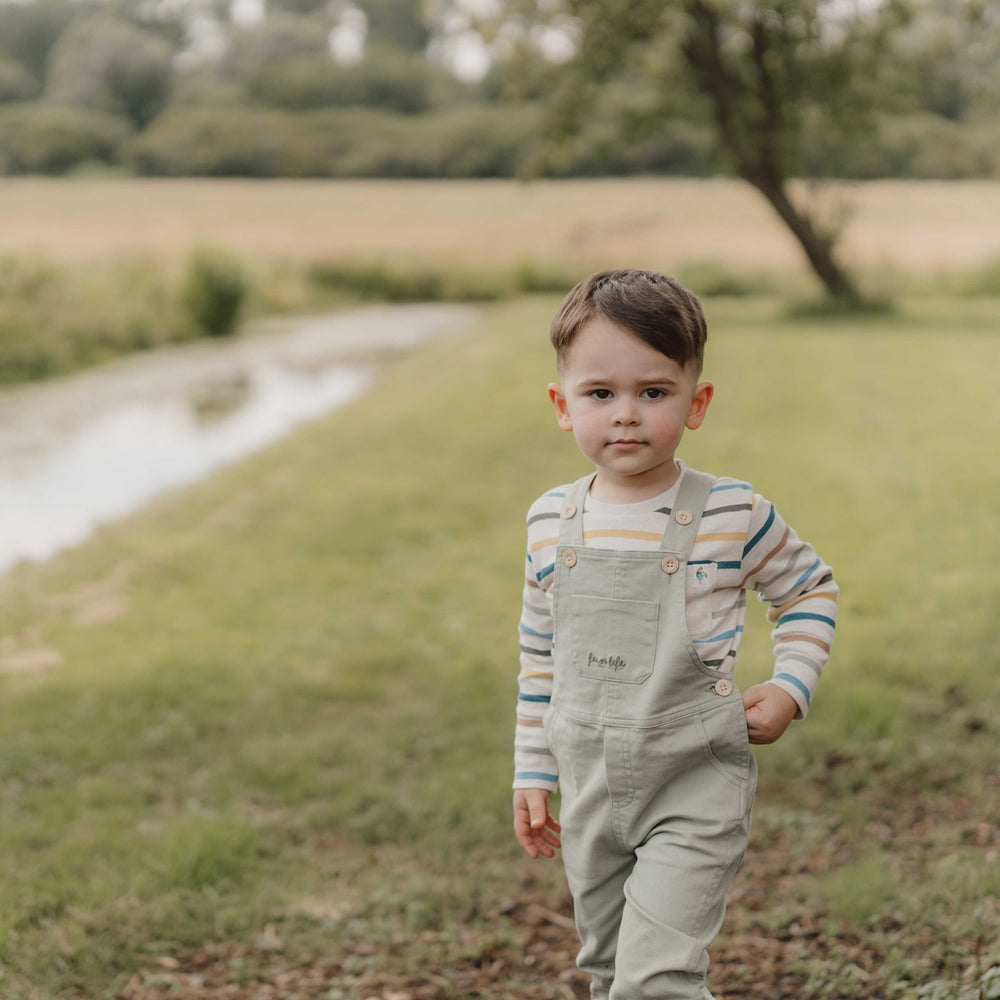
left=748, top=175, right=863, bottom=305
left=680, top=0, right=865, bottom=306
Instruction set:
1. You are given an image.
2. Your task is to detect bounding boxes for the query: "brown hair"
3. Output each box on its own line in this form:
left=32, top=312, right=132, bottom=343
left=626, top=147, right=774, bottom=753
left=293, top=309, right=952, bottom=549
left=550, top=269, right=707, bottom=373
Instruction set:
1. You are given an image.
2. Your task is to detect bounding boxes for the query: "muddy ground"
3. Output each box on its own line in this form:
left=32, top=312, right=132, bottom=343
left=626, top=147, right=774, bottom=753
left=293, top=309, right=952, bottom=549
left=116, top=784, right=997, bottom=1000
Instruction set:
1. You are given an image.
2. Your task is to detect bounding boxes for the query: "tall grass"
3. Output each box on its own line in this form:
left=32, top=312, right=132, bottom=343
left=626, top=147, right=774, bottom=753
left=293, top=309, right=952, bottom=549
left=3, top=245, right=999, bottom=385
left=0, top=249, right=579, bottom=384
left=0, top=248, right=253, bottom=383
left=0, top=296, right=997, bottom=996
left=3, top=178, right=1000, bottom=385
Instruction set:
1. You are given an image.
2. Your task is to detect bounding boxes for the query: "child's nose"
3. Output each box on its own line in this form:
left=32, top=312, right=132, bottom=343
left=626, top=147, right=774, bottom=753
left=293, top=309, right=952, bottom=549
left=613, top=400, right=640, bottom=425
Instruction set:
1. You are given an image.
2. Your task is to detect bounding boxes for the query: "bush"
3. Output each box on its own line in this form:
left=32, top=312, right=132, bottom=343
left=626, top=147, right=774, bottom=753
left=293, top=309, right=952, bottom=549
left=295, top=104, right=541, bottom=178
left=0, top=254, right=178, bottom=384
left=0, top=102, right=129, bottom=174
left=128, top=108, right=313, bottom=176
left=802, top=112, right=1000, bottom=180
left=181, top=249, right=249, bottom=338
left=311, top=107, right=416, bottom=176
left=249, top=48, right=435, bottom=115
left=0, top=57, right=35, bottom=102
left=867, top=114, right=997, bottom=179
left=128, top=104, right=542, bottom=178
left=308, top=256, right=579, bottom=302
left=541, top=116, right=714, bottom=178
left=308, top=260, right=506, bottom=302
left=416, top=105, right=542, bottom=178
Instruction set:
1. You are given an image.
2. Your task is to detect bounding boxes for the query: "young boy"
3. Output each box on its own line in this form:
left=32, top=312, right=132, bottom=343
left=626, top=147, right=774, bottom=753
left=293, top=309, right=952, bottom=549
left=512, top=269, right=838, bottom=1000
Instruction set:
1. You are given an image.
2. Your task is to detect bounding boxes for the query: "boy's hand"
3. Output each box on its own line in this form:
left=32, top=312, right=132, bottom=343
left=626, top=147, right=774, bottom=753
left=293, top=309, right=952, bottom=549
left=743, top=683, right=800, bottom=745
left=513, top=788, right=562, bottom=859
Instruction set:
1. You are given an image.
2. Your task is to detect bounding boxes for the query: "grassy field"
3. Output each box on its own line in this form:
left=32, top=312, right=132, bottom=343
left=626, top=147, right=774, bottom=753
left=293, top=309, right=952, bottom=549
left=0, top=290, right=998, bottom=999
left=2, top=177, right=1000, bottom=285
left=3, top=177, right=1000, bottom=386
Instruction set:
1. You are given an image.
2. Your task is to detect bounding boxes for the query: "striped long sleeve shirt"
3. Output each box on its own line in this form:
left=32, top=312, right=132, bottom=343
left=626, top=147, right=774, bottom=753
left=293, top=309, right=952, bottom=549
left=514, top=463, right=839, bottom=792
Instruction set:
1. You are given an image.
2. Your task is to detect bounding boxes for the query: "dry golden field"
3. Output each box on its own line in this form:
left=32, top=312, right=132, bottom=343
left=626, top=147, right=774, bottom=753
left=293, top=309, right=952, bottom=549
left=2, top=177, right=999, bottom=281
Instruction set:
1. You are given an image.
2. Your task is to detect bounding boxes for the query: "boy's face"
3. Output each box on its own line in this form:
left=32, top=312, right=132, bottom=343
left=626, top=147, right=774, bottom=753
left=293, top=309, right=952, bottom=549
left=549, top=314, right=713, bottom=501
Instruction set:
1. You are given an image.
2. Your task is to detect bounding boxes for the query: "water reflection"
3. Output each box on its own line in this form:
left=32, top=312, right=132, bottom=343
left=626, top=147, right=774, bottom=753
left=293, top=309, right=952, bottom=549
left=0, top=304, right=474, bottom=574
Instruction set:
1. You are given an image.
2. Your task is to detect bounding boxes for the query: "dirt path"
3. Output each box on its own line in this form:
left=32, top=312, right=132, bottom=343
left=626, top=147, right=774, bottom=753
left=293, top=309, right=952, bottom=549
left=109, top=873, right=869, bottom=1000
left=114, top=785, right=998, bottom=1000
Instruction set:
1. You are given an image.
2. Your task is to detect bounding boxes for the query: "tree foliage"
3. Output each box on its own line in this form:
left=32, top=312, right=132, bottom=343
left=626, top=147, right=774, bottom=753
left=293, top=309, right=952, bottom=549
left=529, top=0, right=915, bottom=302
left=0, top=0, right=77, bottom=97
left=246, top=47, right=441, bottom=114
left=0, top=102, right=129, bottom=173
left=224, top=12, right=331, bottom=82
left=358, top=0, right=432, bottom=52
left=0, top=0, right=996, bottom=200
left=0, top=59, right=37, bottom=103
left=46, top=14, right=174, bottom=129
left=128, top=104, right=542, bottom=177
left=889, top=0, right=1000, bottom=120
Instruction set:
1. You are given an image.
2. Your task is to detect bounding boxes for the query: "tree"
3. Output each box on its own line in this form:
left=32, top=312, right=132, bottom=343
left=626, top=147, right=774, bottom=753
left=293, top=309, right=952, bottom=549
left=529, top=0, right=911, bottom=304
left=226, top=11, right=332, bottom=76
left=887, top=0, right=1000, bottom=121
left=46, top=14, right=175, bottom=129
left=0, top=0, right=77, bottom=97
left=0, top=58, right=36, bottom=103
left=355, top=0, right=431, bottom=52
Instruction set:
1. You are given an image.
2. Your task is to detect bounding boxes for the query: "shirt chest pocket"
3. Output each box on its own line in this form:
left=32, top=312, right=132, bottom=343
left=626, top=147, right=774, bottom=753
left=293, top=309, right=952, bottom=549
left=570, top=594, right=659, bottom=684
left=685, top=561, right=718, bottom=637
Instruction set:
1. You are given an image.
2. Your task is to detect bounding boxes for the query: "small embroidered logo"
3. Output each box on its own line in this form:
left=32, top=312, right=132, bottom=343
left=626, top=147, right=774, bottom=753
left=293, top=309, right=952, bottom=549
left=588, top=652, right=627, bottom=671
left=695, top=567, right=708, bottom=585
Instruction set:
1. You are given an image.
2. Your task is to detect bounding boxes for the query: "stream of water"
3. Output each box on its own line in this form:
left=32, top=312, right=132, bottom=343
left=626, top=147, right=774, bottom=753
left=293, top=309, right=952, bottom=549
left=0, top=303, right=476, bottom=575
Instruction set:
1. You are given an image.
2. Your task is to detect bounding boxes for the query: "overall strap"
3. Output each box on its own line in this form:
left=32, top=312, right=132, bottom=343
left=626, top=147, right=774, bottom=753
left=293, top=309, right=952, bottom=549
left=659, top=468, right=716, bottom=557
left=558, top=474, right=596, bottom=547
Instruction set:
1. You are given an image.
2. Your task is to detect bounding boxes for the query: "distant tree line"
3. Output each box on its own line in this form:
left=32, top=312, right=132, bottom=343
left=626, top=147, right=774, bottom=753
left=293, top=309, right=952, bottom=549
left=0, top=0, right=997, bottom=181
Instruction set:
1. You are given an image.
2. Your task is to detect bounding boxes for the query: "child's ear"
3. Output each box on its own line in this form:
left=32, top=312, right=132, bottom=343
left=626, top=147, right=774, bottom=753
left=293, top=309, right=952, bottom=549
left=548, top=383, right=573, bottom=432
left=685, top=381, right=714, bottom=430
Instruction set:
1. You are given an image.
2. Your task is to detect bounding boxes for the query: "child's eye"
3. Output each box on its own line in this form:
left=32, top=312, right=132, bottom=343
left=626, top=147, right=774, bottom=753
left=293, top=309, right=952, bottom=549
left=641, top=388, right=667, bottom=399
left=590, top=389, right=613, bottom=400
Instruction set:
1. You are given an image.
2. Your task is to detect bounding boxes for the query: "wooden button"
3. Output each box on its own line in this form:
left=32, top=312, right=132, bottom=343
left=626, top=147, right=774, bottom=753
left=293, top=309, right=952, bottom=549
left=675, top=509, right=694, bottom=525
left=562, top=504, right=577, bottom=519
left=714, top=678, right=734, bottom=697
left=661, top=556, right=680, bottom=574
left=561, top=549, right=578, bottom=568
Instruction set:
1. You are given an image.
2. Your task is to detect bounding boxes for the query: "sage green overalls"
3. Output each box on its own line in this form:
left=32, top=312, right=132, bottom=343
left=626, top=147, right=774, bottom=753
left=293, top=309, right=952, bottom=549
left=547, top=469, right=757, bottom=1000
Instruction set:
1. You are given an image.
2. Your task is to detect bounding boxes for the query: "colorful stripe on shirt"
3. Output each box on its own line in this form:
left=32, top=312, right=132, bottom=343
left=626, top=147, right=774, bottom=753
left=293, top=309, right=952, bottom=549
left=513, top=464, right=838, bottom=792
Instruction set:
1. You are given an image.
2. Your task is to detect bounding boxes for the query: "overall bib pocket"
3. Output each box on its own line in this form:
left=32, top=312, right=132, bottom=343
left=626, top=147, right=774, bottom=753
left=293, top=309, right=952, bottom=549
left=571, top=594, right=659, bottom=685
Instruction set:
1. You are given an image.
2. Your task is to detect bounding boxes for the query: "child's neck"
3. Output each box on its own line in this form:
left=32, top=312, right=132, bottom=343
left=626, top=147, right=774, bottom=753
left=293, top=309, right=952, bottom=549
left=589, top=463, right=681, bottom=504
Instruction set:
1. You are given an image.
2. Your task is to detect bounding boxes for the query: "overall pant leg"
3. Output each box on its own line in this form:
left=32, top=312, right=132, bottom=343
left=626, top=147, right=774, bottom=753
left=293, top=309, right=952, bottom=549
left=609, top=713, right=756, bottom=1000
left=554, top=707, right=755, bottom=1000
left=547, top=713, right=630, bottom=1000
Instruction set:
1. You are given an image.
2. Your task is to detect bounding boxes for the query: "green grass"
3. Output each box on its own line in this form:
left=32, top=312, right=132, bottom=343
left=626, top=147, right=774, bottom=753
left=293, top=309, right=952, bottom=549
left=0, top=249, right=591, bottom=385
left=1, top=296, right=998, bottom=996
left=0, top=249, right=256, bottom=383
